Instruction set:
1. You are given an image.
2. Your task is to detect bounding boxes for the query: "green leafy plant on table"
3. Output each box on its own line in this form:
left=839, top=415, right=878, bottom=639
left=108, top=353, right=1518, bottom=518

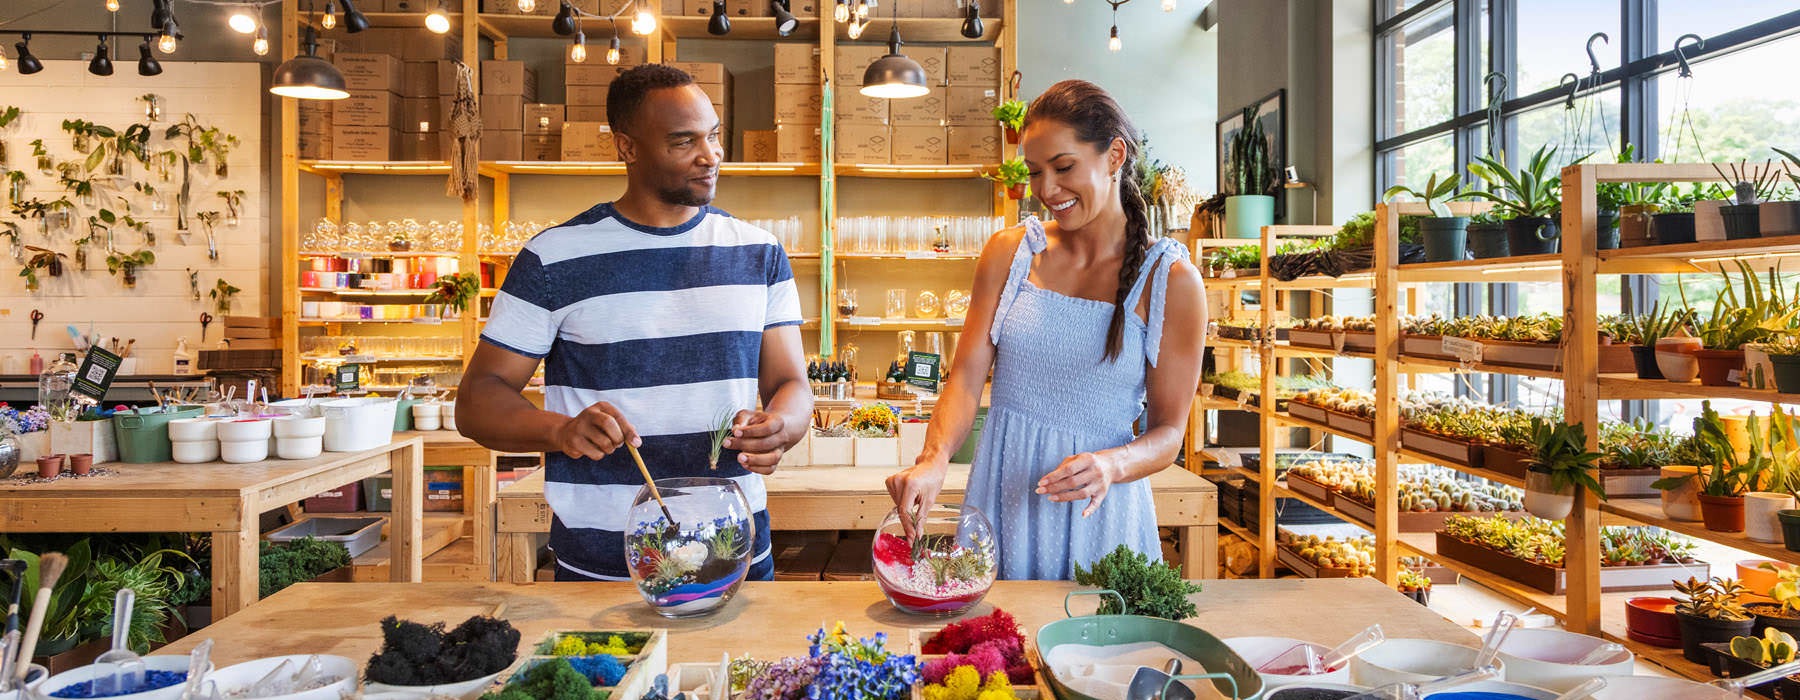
left=1071, top=544, right=1201, bottom=620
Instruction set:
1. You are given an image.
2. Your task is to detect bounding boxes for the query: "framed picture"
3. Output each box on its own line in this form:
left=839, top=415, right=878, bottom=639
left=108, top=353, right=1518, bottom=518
left=1216, top=89, right=1288, bottom=219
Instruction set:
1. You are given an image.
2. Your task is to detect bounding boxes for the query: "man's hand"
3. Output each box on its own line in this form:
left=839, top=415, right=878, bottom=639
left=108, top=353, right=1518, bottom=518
left=552, top=401, right=640, bottom=460
left=725, top=409, right=789, bottom=475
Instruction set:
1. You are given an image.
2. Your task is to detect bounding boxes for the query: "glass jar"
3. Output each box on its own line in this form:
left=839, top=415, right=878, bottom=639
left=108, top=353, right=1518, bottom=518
left=39, top=352, right=78, bottom=422
left=915, top=290, right=940, bottom=319
left=886, top=289, right=907, bottom=319
left=625, top=477, right=755, bottom=619
left=872, top=503, right=997, bottom=616
left=945, top=290, right=971, bottom=319
left=836, top=288, right=859, bottom=317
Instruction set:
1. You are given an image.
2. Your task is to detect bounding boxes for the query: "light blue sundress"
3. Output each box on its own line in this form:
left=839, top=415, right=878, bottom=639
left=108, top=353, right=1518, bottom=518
left=965, top=216, right=1189, bottom=580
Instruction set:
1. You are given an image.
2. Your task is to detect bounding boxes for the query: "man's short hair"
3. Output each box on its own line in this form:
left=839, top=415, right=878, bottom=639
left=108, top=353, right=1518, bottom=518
left=606, top=63, right=696, bottom=135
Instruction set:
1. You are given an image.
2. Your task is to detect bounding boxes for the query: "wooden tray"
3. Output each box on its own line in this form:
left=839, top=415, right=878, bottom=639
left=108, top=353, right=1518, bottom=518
left=907, top=627, right=1048, bottom=700
left=1217, top=326, right=1261, bottom=341
left=1327, top=411, right=1375, bottom=439
left=1479, top=339, right=1563, bottom=371
left=1433, top=533, right=1708, bottom=594
left=1400, top=428, right=1485, bottom=469
left=1287, top=401, right=1332, bottom=426
left=1334, top=495, right=1527, bottom=533
left=1601, top=469, right=1662, bottom=499
left=1276, top=544, right=1362, bottom=579
left=1284, top=471, right=1338, bottom=505
left=1401, top=334, right=1459, bottom=361
left=1343, top=330, right=1376, bottom=353
left=516, top=629, right=669, bottom=700
left=1288, top=329, right=1340, bottom=351
left=1482, top=445, right=1531, bottom=480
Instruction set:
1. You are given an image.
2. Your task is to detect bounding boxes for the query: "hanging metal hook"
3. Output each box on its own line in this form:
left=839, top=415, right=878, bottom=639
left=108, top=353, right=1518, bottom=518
left=1483, top=71, right=1507, bottom=105
left=1674, top=33, right=1704, bottom=78
left=1006, top=70, right=1022, bottom=100
left=1585, top=32, right=1610, bottom=75
left=1560, top=73, right=1581, bottom=110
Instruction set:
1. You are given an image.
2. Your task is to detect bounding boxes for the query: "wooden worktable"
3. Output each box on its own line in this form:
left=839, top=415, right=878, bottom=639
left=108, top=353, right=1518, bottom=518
left=155, top=579, right=1471, bottom=666
left=0, top=438, right=425, bottom=618
left=496, top=465, right=1218, bottom=583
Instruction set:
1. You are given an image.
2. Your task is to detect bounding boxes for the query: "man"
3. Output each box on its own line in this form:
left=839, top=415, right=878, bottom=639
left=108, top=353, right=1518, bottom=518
left=457, top=64, right=813, bottom=582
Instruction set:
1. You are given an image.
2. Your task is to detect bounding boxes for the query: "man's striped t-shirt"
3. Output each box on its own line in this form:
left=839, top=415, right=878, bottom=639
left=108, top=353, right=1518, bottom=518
left=480, top=202, right=803, bottom=581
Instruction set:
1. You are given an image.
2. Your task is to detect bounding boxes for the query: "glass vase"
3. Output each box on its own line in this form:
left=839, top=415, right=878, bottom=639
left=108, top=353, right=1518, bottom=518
left=872, top=503, right=996, bottom=616
left=624, top=477, right=755, bottom=619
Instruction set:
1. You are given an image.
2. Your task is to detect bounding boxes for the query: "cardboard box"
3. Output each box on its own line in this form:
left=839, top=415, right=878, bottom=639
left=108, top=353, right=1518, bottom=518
left=664, top=0, right=710, bottom=16
left=337, top=53, right=404, bottom=92
left=946, top=124, right=1001, bottom=163
left=915, top=46, right=948, bottom=87
left=435, top=60, right=463, bottom=95
left=481, top=94, right=525, bottom=131
left=775, top=123, right=821, bottom=162
left=399, top=97, right=439, bottom=133
left=947, top=46, right=1000, bottom=85
left=336, top=90, right=403, bottom=127
left=399, top=131, right=444, bottom=161
left=401, top=60, right=438, bottom=97
left=567, top=105, right=608, bottom=122
left=835, top=123, right=890, bottom=163
left=565, top=64, right=628, bottom=86
left=406, top=31, right=461, bottom=61
left=566, top=84, right=610, bottom=107
left=298, top=104, right=332, bottom=134
left=522, top=133, right=562, bottom=161
left=834, top=88, right=888, bottom=125
left=833, top=45, right=885, bottom=86
left=742, top=129, right=777, bottom=162
left=667, top=61, right=728, bottom=84
left=482, top=60, right=538, bottom=98
left=299, top=131, right=331, bottom=159
left=481, top=130, right=522, bottom=161
left=774, top=43, right=821, bottom=84
left=725, top=0, right=766, bottom=16
left=524, top=103, right=565, bottom=135
left=332, top=126, right=400, bottom=160
left=561, top=122, right=618, bottom=161
left=773, top=83, right=822, bottom=124
left=945, top=86, right=999, bottom=125
left=888, top=85, right=946, bottom=125
left=697, top=81, right=730, bottom=105
left=890, top=125, right=947, bottom=165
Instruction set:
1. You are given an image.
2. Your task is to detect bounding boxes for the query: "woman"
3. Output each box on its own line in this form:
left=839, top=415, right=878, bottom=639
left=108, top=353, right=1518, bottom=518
left=885, top=80, right=1208, bottom=580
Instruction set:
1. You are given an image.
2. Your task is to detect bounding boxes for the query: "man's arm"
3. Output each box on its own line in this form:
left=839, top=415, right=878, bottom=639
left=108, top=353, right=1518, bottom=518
left=722, top=324, right=812, bottom=473
left=456, top=342, right=639, bottom=459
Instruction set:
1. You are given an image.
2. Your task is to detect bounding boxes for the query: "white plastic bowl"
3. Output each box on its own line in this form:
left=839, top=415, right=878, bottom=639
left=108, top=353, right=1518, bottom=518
left=1495, top=628, right=1635, bottom=692
left=273, top=416, right=327, bottom=440
left=1587, top=674, right=1739, bottom=700
left=216, top=419, right=272, bottom=442
left=1224, top=636, right=1354, bottom=688
left=220, top=439, right=270, bottom=464
left=276, top=436, right=324, bottom=460
left=167, top=418, right=218, bottom=442
left=171, top=440, right=220, bottom=464
left=42, top=655, right=207, bottom=700
left=1352, top=639, right=1499, bottom=687
left=207, top=654, right=356, bottom=700
left=363, top=669, right=505, bottom=700
left=318, top=398, right=398, bottom=452
left=1421, top=679, right=1558, bottom=699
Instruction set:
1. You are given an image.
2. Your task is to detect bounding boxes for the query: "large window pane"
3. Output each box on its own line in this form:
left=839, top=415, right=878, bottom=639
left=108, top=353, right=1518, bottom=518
left=1380, top=0, right=1436, bottom=23
left=1511, top=89, right=1620, bottom=168
left=1384, top=133, right=1456, bottom=192
left=1654, top=35, right=1800, bottom=164
left=1515, top=0, right=1621, bottom=95
left=1384, top=4, right=1456, bottom=138
left=1658, top=2, right=1799, bottom=52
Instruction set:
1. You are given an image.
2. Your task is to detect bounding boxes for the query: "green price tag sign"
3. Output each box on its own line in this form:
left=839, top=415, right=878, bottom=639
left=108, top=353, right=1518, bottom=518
left=72, top=347, right=123, bottom=405
left=905, top=351, right=941, bottom=392
left=335, top=364, right=362, bottom=392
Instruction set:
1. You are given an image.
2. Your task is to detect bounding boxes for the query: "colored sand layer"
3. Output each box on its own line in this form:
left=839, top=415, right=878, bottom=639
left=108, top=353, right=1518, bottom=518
left=1266, top=690, right=1358, bottom=700
left=50, top=671, right=186, bottom=699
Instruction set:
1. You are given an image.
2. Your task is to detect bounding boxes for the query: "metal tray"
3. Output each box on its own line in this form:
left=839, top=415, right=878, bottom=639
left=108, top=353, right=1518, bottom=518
left=265, top=515, right=384, bottom=558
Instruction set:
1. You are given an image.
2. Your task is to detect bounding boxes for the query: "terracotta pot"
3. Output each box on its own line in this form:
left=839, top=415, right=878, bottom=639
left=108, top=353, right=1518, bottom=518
left=1659, top=465, right=1702, bottom=521
left=1525, top=469, right=1574, bottom=520
left=1694, top=348, right=1747, bottom=387
left=1006, top=183, right=1026, bottom=200
left=1002, top=125, right=1020, bottom=145
left=1619, top=203, right=1660, bottom=247
left=34, top=454, right=62, bottom=479
left=1746, top=493, right=1796, bottom=544
left=67, top=453, right=92, bottom=476
left=1699, top=493, right=1747, bottom=533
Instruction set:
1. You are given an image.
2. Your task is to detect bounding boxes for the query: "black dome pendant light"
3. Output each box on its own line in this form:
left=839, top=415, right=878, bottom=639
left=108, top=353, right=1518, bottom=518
left=860, top=0, right=927, bottom=99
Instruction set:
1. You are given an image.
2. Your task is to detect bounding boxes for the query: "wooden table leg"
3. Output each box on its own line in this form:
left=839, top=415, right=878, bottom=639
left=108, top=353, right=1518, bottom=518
left=211, top=504, right=259, bottom=619
left=389, top=441, right=425, bottom=583
left=1180, top=525, right=1216, bottom=580
left=470, top=463, right=496, bottom=581
left=499, top=532, right=537, bottom=584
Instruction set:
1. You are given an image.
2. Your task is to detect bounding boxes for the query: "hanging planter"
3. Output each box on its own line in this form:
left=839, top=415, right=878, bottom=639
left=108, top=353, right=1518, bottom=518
left=1519, top=417, right=1607, bottom=521
left=994, top=71, right=1025, bottom=145
left=985, top=157, right=1028, bottom=202
left=1524, top=468, right=1575, bottom=521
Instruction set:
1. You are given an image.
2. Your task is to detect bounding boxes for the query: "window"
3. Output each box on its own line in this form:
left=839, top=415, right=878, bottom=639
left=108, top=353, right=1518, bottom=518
left=1654, top=34, right=1800, bottom=164
left=1510, top=89, right=1620, bottom=167
left=1657, top=0, right=1798, bottom=52
left=1384, top=4, right=1458, bottom=137
left=1385, top=133, right=1457, bottom=189
left=1514, top=0, right=1620, bottom=95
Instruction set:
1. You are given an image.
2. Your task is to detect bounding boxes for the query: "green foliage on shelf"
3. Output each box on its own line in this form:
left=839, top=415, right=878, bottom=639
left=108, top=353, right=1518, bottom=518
left=1383, top=171, right=1467, bottom=217
left=1524, top=417, right=1608, bottom=500
left=1674, top=576, right=1751, bottom=621
left=258, top=536, right=351, bottom=598
left=1469, top=145, right=1583, bottom=219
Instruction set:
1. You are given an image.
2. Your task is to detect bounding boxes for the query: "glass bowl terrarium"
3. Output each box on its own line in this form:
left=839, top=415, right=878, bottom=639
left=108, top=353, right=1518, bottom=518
left=872, top=503, right=997, bottom=616
left=624, top=477, right=755, bottom=619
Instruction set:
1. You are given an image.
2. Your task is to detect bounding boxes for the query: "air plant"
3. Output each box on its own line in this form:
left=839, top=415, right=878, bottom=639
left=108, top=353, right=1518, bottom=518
left=209, top=278, right=241, bottom=315
left=707, top=408, right=738, bottom=471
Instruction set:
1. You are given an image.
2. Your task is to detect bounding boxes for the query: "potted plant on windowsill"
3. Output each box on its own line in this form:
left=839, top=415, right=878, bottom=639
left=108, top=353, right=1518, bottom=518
left=1656, top=402, right=1765, bottom=532
left=1684, top=262, right=1792, bottom=387
left=1383, top=172, right=1470, bottom=263
left=1674, top=576, right=1754, bottom=664
left=985, top=157, right=1028, bottom=201
left=1469, top=146, right=1578, bottom=257
left=1521, top=417, right=1607, bottom=520
left=1222, top=103, right=1277, bottom=239
left=1715, top=160, right=1783, bottom=240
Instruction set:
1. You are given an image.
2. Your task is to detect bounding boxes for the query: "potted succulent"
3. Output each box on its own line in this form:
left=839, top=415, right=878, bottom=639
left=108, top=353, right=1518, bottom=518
left=1656, top=402, right=1764, bottom=532
left=985, top=157, right=1028, bottom=201
left=1618, top=302, right=1693, bottom=380
left=1674, top=576, right=1755, bottom=664
left=990, top=98, right=1025, bottom=145
left=1397, top=568, right=1432, bottom=606
left=1469, top=146, right=1577, bottom=257
left=1383, top=172, right=1470, bottom=263
left=1745, top=408, right=1800, bottom=544
left=1684, top=262, right=1792, bottom=387
left=1751, top=563, right=1800, bottom=640
left=1715, top=160, right=1783, bottom=240
left=1768, top=148, right=1800, bottom=236
left=1521, top=417, right=1607, bottom=520
left=1222, top=103, right=1277, bottom=239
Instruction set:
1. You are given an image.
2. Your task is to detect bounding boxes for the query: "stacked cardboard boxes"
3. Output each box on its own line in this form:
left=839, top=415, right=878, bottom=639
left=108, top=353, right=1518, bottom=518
left=671, top=61, right=733, bottom=160
left=480, top=60, right=539, bottom=161
left=829, top=43, right=1001, bottom=165
left=832, top=44, right=890, bottom=163
left=762, top=43, right=821, bottom=163
left=944, top=46, right=1002, bottom=164
left=332, top=53, right=405, bottom=160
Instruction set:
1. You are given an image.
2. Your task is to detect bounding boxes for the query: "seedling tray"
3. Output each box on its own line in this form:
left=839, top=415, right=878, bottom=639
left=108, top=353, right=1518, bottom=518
left=1701, top=642, right=1784, bottom=699
left=1399, top=428, right=1484, bottom=469
left=1401, top=334, right=1459, bottom=361
left=509, top=629, right=668, bottom=700
left=1286, top=402, right=1332, bottom=426
left=1478, top=339, right=1564, bottom=371
left=1600, top=469, right=1662, bottom=499
left=1326, top=411, right=1374, bottom=439
left=1433, top=532, right=1707, bottom=594
left=1276, top=543, right=1361, bottom=579
left=1481, top=445, right=1531, bottom=480
left=1343, top=330, right=1376, bottom=353
left=265, top=515, right=383, bottom=558
left=1283, top=472, right=1337, bottom=505
left=1288, top=329, right=1339, bottom=351
left=907, top=628, right=1046, bottom=700
left=1217, top=326, right=1261, bottom=341
left=1333, top=496, right=1526, bottom=533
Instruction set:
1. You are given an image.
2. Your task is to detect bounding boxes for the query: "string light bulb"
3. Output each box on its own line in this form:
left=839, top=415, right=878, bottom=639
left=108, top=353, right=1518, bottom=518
left=517, top=0, right=536, bottom=12
left=229, top=7, right=258, bottom=33
left=606, top=34, right=620, bottom=65
left=106, top=0, right=120, bottom=12
left=321, top=0, right=338, bottom=29
left=630, top=0, right=656, bottom=36
left=846, top=17, right=865, bottom=39
left=856, top=0, right=869, bottom=20
left=158, top=29, right=178, bottom=53
left=425, top=1, right=452, bottom=34
left=1161, top=0, right=1175, bottom=10
left=253, top=25, right=270, bottom=55
left=0, top=46, right=8, bottom=72
left=569, top=30, right=587, bottom=63
left=1108, top=24, right=1120, bottom=51
left=833, top=0, right=848, bottom=23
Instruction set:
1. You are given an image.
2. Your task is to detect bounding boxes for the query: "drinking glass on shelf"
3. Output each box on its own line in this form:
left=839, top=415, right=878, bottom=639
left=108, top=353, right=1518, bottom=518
left=886, top=289, right=907, bottom=319
left=836, top=288, right=859, bottom=317
left=923, top=332, right=944, bottom=359
left=915, top=290, right=940, bottom=319
left=343, top=222, right=365, bottom=252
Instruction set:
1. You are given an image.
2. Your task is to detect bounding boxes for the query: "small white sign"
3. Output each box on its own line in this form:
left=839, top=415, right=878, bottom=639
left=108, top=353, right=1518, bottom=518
left=1443, top=336, right=1484, bottom=363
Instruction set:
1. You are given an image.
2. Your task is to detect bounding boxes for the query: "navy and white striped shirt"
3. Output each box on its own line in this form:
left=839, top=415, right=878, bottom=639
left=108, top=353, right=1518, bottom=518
left=481, top=202, right=803, bottom=581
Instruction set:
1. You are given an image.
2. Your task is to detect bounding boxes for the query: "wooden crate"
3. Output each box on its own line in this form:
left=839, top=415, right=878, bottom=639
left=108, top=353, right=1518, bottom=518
left=513, top=629, right=668, bottom=700
left=907, top=627, right=1047, bottom=700
left=1433, top=532, right=1707, bottom=595
left=1343, top=330, right=1376, bottom=353
left=1399, top=428, right=1484, bottom=469
left=1482, top=445, right=1531, bottom=481
left=1275, top=544, right=1361, bottom=579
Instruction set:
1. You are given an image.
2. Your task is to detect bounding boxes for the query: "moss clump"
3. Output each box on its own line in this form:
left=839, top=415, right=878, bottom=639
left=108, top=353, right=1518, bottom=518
left=365, top=615, right=521, bottom=686
left=479, top=658, right=606, bottom=700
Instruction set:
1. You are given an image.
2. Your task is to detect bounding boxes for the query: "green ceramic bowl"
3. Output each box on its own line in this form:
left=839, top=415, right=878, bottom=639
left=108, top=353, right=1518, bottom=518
left=1035, top=590, right=1265, bottom=700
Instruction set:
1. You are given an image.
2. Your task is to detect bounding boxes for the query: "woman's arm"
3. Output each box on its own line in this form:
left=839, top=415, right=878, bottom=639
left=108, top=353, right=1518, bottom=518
left=1037, top=256, right=1208, bottom=516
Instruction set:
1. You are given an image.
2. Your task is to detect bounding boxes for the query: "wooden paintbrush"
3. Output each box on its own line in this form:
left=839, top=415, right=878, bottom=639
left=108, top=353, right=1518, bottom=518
left=623, top=444, right=678, bottom=527
left=13, top=552, right=66, bottom=686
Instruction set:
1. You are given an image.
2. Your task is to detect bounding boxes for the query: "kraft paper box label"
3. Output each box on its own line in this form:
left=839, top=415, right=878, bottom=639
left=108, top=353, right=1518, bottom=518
left=335, top=90, right=402, bottom=127
left=561, top=122, right=618, bottom=161
left=775, top=124, right=821, bottom=162
left=773, top=84, right=823, bottom=124
left=524, top=103, right=566, bottom=135
left=336, top=53, right=402, bottom=91
left=945, top=86, right=999, bottom=125
left=835, top=123, right=890, bottom=163
left=889, top=86, right=946, bottom=125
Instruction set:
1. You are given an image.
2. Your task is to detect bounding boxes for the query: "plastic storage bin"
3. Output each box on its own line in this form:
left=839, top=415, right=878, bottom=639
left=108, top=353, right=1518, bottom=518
left=318, top=397, right=399, bottom=452
left=363, top=474, right=393, bottom=512
left=304, top=482, right=363, bottom=513
left=265, top=515, right=384, bottom=558
left=113, top=405, right=207, bottom=463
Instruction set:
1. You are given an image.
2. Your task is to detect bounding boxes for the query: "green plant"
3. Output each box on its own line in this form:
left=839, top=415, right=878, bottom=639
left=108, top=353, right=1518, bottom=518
left=258, top=537, right=350, bottom=598
left=19, top=246, right=66, bottom=292
left=985, top=157, right=1028, bottom=188
left=1596, top=144, right=1672, bottom=211
left=1615, top=301, right=1694, bottom=345
left=81, top=546, right=193, bottom=652
left=1469, top=146, right=1585, bottom=219
left=1774, top=148, right=1800, bottom=194
left=105, top=249, right=155, bottom=288
left=1715, top=160, right=1784, bottom=206
left=1383, top=172, right=1467, bottom=217
left=1680, top=262, right=1795, bottom=350
left=1224, top=104, right=1275, bottom=198
left=990, top=99, right=1025, bottom=134
left=1071, top=544, right=1202, bottom=620
left=1215, top=245, right=1260, bottom=271
left=7, top=541, right=94, bottom=648
left=1601, top=419, right=1678, bottom=470
left=0, top=106, right=21, bottom=129
left=425, top=271, right=481, bottom=314
left=1655, top=401, right=1765, bottom=497
left=1763, top=562, right=1800, bottom=613
left=1524, top=417, right=1608, bottom=500
left=1731, top=627, right=1797, bottom=666
left=1674, top=576, right=1751, bottom=621
left=707, top=408, right=736, bottom=471
left=209, top=278, right=241, bottom=314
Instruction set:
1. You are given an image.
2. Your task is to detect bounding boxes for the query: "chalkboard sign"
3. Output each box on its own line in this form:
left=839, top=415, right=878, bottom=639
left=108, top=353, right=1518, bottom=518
left=335, top=364, right=363, bottom=392
left=905, top=351, right=941, bottom=392
left=72, top=347, right=123, bottom=405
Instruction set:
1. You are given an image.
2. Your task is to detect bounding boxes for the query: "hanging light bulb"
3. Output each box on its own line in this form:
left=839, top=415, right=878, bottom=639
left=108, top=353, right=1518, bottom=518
left=425, top=1, right=452, bottom=34
left=1161, top=0, right=1175, bottom=10
left=855, top=0, right=869, bottom=20
left=0, top=46, right=8, bottom=73
left=846, top=16, right=865, bottom=39
left=631, top=0, right=656, bottom=36
left=229, top=6, right=259, bottom=33
left=158, top=24, right=179, bottom=53
left=105, top=0, right=120, bottom=12
left=254, top=25, right=270, bottom=55
left=606, top=33, right=620, bottom=64
left=322, top=0, right=339, bottom=29
left=1107, top=24, right=1120, bottom=52
left=569, top=31, right=587, bottom=63
left=833, top=0, right=848, bottom=23
left=517, top=0, right=536, bottom=12
left=1064, top=0, right=1074, bottom=4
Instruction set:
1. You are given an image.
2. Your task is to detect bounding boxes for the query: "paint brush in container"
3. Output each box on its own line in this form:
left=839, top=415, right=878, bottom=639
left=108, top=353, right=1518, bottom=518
left=12, top=552, right=67, bottom=688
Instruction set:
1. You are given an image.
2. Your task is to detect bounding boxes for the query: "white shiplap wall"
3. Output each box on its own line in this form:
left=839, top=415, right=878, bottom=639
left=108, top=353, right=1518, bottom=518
left=0, top=60, right=263, bottom=374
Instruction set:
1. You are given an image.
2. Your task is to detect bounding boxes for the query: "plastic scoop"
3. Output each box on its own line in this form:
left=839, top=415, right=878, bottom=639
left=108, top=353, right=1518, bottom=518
left=1339, top=665, right=1498, bottom=700
left=1710, top=657, right=1800, bottom=695
left=1127, top=659, right=1188, bottom=700
left=1570, top=642, right=1626, bottom=666
left=248, top=659, right=296, bottom=697
left=178, top=639, right=213, bottom=700
left=93, top=589, right=145, bottom=695
left=1256, top=625, right=1386, bottom=675
left=1553, top=677, right=1607, bottom=700
left=1472, top=608, right=1529, bottom=672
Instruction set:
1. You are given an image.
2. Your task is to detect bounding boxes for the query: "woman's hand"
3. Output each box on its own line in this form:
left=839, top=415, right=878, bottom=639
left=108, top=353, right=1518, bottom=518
left=1038, top=451, right=1126, bottom=517
left=886, top=459, right=949, bottom=538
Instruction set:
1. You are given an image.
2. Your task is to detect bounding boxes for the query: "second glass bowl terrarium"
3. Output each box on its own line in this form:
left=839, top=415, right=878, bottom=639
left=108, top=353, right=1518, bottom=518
left=872, top=503, right=998, bottom=616
left=624, top=477, right=755, bottom=619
